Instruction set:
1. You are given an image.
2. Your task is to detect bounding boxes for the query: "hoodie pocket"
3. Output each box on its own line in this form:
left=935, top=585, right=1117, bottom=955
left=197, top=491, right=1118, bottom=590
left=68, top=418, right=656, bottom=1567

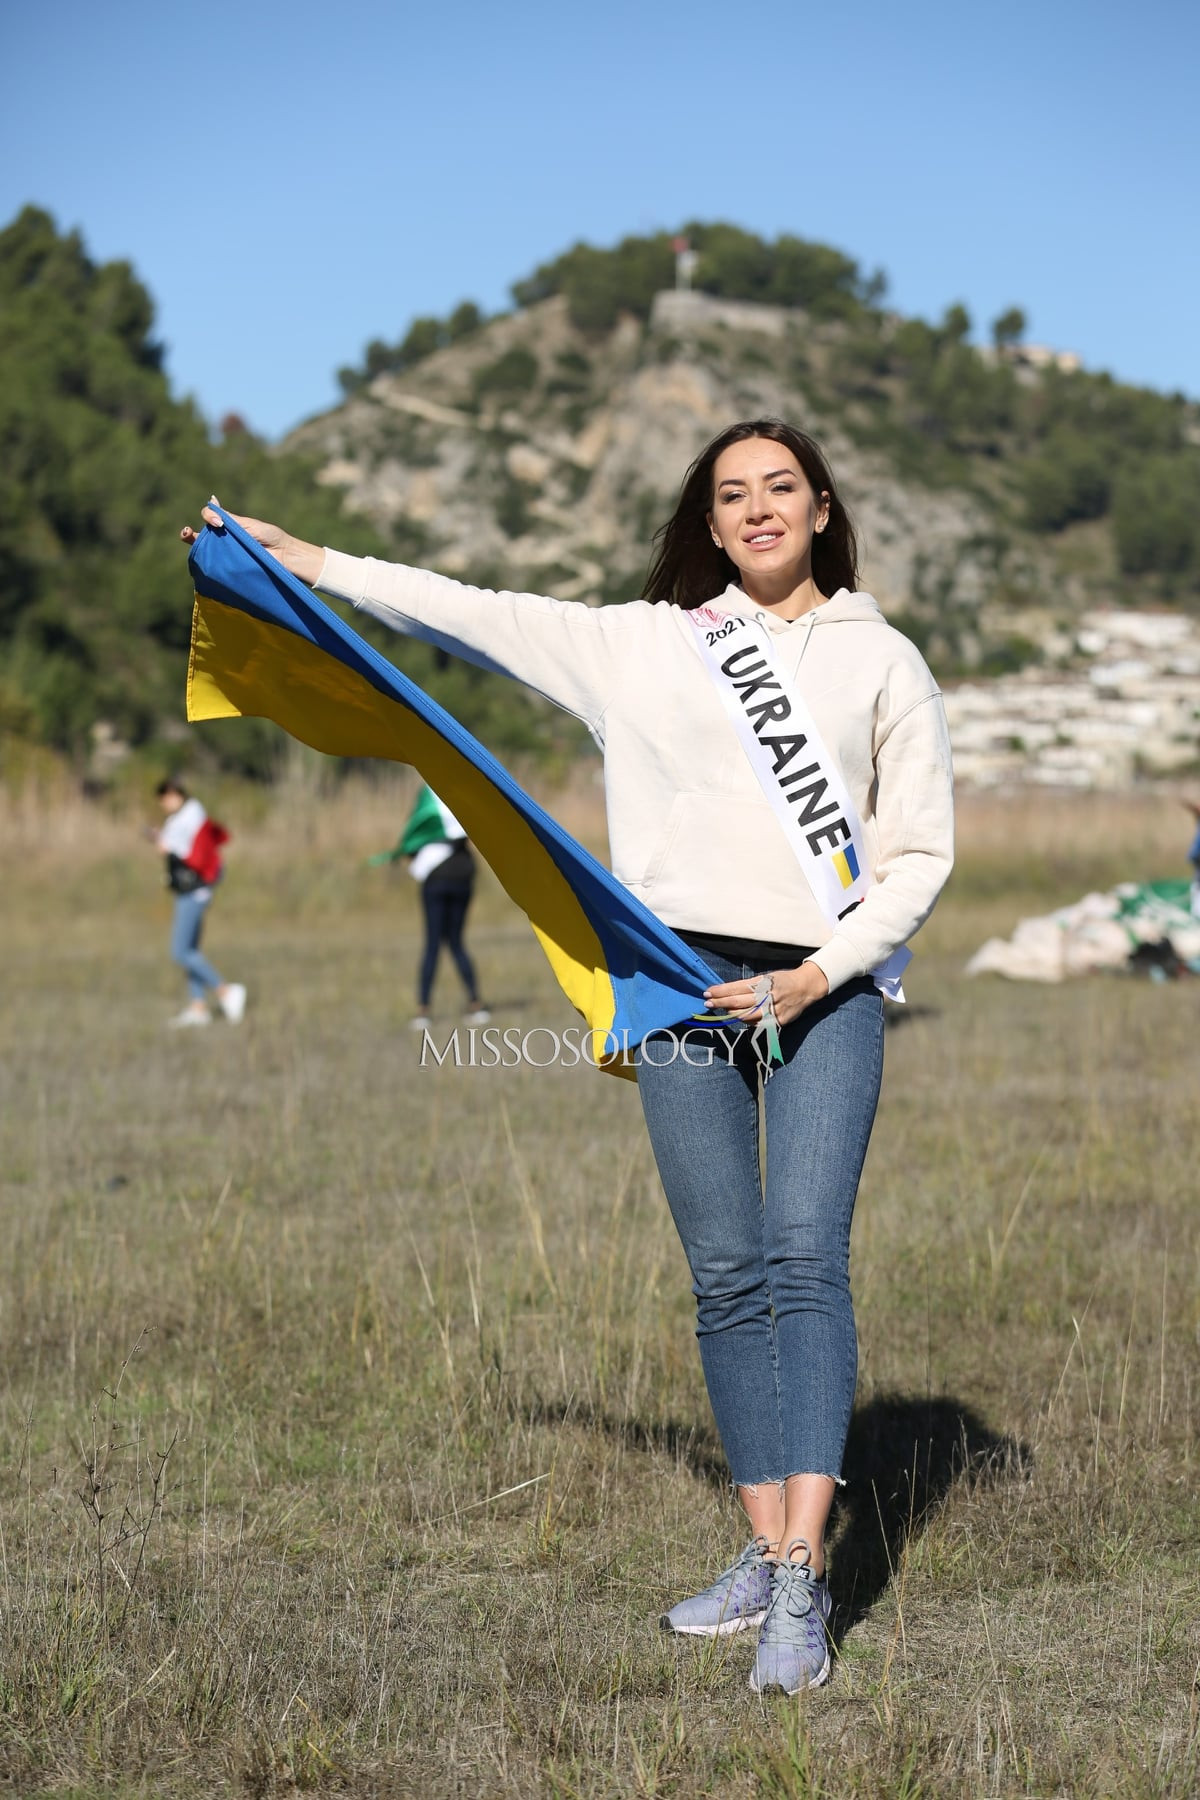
left=633, top=792, right=686, bottom=893
left=640, top=793, right=801, bottom=919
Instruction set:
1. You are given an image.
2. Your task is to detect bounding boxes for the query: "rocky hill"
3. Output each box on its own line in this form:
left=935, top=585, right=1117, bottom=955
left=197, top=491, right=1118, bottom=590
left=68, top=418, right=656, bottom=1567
left=287, top=289, right=1038, bottom=649
left=285, top=284, right=1200, bottom=787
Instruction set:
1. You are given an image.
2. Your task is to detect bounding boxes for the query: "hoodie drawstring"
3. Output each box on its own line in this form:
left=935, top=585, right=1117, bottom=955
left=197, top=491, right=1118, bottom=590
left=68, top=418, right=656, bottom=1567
left=795, top=607, right=818, bottom=671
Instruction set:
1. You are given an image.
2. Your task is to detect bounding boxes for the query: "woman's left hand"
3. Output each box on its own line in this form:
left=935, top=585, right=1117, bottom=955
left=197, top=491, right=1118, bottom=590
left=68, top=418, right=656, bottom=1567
left=180, top=502, right=325, bottom=586
left=703, top=961, right=830, bottom=1029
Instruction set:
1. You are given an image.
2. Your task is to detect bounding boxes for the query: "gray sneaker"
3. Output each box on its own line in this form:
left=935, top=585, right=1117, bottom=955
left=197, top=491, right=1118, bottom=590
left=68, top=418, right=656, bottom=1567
left=750, top=1541, right=832, bottom=1693
left=661, top=1537, right=773, bottom=1638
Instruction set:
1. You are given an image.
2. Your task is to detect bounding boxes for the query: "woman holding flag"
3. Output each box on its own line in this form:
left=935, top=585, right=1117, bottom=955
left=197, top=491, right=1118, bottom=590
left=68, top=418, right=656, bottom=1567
left=182, top=420, right=953, bottom=1694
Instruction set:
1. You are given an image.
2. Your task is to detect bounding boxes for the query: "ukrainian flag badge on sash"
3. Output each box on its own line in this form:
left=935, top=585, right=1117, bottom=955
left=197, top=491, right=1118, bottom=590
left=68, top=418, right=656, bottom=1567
left=832, top=842, right=860, bottom=890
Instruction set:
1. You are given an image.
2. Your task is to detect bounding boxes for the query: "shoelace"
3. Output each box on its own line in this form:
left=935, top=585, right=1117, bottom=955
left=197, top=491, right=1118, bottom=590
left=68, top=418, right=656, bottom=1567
left=715, top=1534, right=770, bottom=1591
left=761, top=1540, right=826, bottom=1636
left=768, top=1558, right=820, bottom=1623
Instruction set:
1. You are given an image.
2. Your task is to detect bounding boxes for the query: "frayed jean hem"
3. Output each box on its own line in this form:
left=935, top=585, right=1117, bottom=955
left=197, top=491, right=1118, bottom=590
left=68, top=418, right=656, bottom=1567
left=734, top=1471, right=847, bottom=1492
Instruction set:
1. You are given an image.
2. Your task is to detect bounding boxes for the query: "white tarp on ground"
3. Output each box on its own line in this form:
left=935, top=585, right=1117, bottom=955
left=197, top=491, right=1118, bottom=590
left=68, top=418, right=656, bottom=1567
left=966, top=881, right=1200, bottom=983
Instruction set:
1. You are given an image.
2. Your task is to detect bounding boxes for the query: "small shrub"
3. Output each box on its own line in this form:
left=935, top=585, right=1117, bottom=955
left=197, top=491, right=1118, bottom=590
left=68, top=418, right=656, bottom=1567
left=495, top=475, right=534, bottom=539
left=473, top=347, right=539, bottom=402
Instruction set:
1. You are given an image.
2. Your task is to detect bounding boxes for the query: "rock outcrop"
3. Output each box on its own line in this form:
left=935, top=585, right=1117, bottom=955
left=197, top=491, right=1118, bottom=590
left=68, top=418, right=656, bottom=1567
left=945, top=610, right=1200, bottom=788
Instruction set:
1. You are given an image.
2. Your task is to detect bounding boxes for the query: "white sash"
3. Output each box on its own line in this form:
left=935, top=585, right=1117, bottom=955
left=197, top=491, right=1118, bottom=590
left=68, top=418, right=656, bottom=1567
left=688, top=603, right=910, bottom=1002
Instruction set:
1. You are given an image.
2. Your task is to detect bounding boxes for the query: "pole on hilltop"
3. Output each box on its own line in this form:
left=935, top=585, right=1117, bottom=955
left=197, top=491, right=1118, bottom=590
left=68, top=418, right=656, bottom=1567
left=672, top=236, right=698, bottom=292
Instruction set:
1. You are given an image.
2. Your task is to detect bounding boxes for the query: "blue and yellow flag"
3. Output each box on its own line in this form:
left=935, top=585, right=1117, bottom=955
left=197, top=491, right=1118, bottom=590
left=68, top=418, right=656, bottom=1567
left=186, top=511, right=718, bottom=1074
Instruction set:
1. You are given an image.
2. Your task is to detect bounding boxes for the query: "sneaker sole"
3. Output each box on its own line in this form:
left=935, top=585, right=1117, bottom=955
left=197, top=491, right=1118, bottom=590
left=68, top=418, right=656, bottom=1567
left=661, top=1609, right=768, bottom=1638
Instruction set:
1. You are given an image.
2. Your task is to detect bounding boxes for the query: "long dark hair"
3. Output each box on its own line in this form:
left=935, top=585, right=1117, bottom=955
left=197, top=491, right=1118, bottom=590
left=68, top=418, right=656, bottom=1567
left=643, top=419, right=859, bottom=609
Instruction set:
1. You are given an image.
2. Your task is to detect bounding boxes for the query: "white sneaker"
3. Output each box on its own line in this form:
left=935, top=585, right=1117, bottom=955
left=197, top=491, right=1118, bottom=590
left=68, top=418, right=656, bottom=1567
left=169, top=1005, right=211, bottom=1029
left=219, top=983, right=247, bottom=1023
left=410, top=1014, right=432, bottom=1032
left=464, top=1007, right=491, bottom=1026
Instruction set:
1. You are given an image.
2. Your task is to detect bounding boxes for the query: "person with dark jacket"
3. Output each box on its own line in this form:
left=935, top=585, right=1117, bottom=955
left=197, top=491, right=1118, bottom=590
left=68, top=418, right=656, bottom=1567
left=397, top=784, right=489, bottom=1030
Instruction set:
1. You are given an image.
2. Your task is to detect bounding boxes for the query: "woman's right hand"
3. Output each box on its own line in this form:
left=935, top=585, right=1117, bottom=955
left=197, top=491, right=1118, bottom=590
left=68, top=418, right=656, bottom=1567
left=180, top=500, right=325, bottom=587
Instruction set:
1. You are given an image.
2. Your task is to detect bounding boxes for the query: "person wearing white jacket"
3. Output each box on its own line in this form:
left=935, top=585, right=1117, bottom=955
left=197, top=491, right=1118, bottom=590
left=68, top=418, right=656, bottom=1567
left=182, top=419, right=953, bottom=1695
left=153, top=775, right=247, bottom=1029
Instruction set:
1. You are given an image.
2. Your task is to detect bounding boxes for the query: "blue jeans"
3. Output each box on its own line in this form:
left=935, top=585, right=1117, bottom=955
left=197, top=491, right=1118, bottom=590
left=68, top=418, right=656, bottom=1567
left=636, top=950, right=884, bottom=1486
left=170, top=890, right=223, bottom=1002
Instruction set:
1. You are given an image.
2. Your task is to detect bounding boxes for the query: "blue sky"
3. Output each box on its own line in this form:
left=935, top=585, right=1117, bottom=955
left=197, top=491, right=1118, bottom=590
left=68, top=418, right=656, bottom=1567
left=3, top=0, right=1196, bottom=439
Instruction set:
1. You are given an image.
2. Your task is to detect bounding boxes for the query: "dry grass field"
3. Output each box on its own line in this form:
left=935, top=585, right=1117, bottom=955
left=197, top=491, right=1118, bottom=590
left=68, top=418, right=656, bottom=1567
left=1, top=775, right=1197, bottom=1798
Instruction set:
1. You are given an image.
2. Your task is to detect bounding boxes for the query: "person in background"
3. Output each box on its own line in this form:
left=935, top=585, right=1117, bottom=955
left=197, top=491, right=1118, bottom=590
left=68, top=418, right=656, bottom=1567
left=1185, top=798, right=1200, bottom=919
left=396, top=784, right=489, bottom=1030
left=154, top=775, right=246, bottom=1028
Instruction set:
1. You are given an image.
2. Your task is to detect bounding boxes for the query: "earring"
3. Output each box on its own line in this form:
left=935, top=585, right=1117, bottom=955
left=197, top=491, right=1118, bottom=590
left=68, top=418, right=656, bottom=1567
left=711, top=536, right=722, bottom=548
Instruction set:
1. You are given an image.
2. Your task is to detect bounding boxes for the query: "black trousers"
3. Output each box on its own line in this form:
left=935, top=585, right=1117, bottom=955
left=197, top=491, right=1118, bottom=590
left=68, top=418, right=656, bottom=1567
left=418, top=875, right=478, bottom=1007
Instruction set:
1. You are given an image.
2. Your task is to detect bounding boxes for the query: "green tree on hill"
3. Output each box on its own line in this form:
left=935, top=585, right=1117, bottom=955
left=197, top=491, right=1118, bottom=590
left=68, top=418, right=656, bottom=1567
left=509, top=223, right=874, bottom=333
left=991, top=306, right=1026, bottom=348
left=0, top=206, right=387, bottom=773
left=338, top=300, right=485, bottom=393
left=512, top=232, right=676, bottom=334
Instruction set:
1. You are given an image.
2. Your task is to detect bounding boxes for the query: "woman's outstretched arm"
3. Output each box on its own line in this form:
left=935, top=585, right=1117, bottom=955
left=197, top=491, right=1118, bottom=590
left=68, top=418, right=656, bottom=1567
left=180, top=503, right=636, bottom=731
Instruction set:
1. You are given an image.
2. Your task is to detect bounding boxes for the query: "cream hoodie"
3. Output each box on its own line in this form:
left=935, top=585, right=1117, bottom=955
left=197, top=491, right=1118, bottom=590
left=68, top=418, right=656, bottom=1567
left=317, top=551, right=955, bottom=994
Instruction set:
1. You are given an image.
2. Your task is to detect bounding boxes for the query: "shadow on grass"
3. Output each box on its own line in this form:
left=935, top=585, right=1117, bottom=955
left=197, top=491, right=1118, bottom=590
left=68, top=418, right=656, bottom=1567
left=528, top=1397, right=730, bottom=1491
left=531, top=1392, right=1029, bottom=1638
left=832, top=1394, right=1031, bottom=1636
